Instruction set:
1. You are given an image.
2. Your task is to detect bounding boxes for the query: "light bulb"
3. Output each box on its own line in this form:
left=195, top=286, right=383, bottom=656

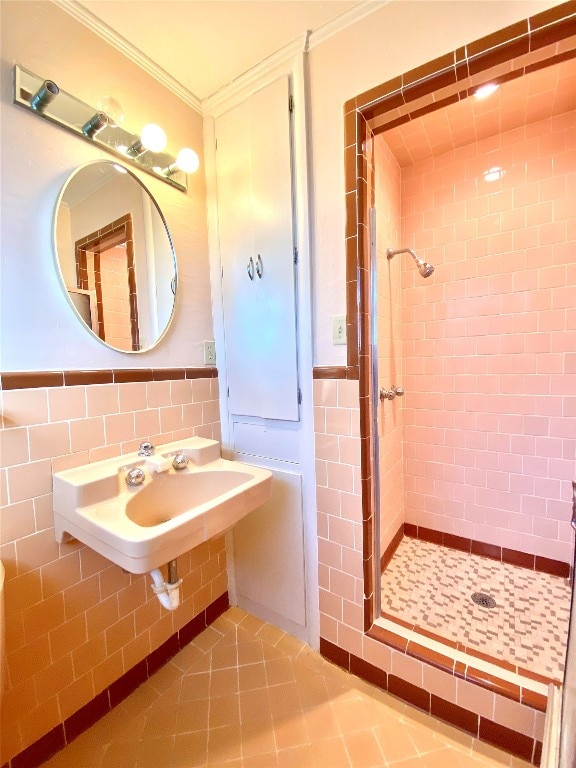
left=484, top=166, right=504, bottom=182
left=140, top=123, right=167, bottom=152
left=176, top=148, right=200, bottom=173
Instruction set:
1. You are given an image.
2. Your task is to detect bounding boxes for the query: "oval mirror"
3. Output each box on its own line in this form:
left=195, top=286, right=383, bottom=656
left=53, top=160, right=177, bottom=353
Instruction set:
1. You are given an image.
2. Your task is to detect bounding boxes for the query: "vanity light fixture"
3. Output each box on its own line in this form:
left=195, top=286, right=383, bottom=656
left=474, top=82, right=499, bottom=100
left=30, top=79, right=59, bottom=111
left=82, top=112, right=109, bottom=138
left=14, top=64, right=197, bottom=192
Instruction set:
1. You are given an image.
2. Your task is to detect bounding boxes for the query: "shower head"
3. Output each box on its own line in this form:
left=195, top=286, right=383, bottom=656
left=387, top=247, right=435, bottom=279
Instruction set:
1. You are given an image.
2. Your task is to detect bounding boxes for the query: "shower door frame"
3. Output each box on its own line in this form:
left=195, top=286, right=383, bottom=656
left=342, top=1, right=576, bottom=646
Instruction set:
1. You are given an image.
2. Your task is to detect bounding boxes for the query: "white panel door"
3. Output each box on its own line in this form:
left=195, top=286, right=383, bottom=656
left=232, top=461, right=306, bottom=628
left=216, top=77, right=299, bottom=421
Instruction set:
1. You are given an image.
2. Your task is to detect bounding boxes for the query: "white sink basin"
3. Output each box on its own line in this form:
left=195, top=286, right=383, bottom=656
left=53, top=438, right=272, bottom=573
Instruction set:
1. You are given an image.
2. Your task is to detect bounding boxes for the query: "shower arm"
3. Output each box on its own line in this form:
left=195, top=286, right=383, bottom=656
left=387, top=247, right=418, bottom=261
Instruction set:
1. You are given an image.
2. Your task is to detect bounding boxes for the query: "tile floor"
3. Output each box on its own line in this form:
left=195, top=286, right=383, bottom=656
left=381, top=537, right=572, bottom=680
left=44, top=607, right=533, bottom=768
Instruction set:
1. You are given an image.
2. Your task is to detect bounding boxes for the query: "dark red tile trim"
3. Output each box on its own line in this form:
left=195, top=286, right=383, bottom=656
left=11, top=726, right=65, bottom=768
left=1, top=372, right=65, bottom=390
left=380, top=524, right=404, bottom=570
left=402, top=524, right=570, bottom=578
left=64, top=690, right=110, bottom=743
left=535, top=555, right=571, bottom=578
left=479, top=718, right=535, bottom=762
left=321, top=638, right=544, bottom=764
left=350, top=655, right=388, bottom=690
left=320, top=637, right=351, bottom=670
left=388, top=675, right=431, bottom=712
left=0, top=368, right=218, bottom=390
left=7, top=592, right=229, bottom=768
left=312, top=366, right=359, bottom=380
left=430, top=695, right=479, bottom=736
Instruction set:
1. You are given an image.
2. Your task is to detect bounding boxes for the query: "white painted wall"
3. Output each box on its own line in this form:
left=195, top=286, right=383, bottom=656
left=0, top=0, right=211, bottom=371
left=307, top=0, right=563, bottom=365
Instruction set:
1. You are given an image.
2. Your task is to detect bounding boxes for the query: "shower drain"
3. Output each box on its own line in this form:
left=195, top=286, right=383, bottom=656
left=471, top=592, right=497, bottom=609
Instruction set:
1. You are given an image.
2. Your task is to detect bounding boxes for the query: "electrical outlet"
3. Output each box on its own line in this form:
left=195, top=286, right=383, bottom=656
left=203, top=340, right=216, bottom=365
left=332, top=315, right=347, bottom=345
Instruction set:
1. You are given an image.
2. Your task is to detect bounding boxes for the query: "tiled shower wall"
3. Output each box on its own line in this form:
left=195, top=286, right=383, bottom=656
left=398, top=110, right=576, bottom=564
left=313, top=377, right=545, bottom=744
left=0, top=376, right=225, bottom=763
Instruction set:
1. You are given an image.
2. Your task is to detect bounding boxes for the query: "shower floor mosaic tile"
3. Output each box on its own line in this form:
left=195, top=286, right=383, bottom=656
left=380, top=537, right=572, bottom=681
left=42, top=608, right=532, bottom=768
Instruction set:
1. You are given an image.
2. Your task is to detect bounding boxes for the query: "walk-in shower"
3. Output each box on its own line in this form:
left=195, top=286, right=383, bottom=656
left=386, top=247, right=434, bottom=278
left=369, top=54, right=575, bottom=760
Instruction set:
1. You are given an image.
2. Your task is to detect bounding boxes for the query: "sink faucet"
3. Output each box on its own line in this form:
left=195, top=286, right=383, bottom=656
left=138, top=441, right=155, bottom=457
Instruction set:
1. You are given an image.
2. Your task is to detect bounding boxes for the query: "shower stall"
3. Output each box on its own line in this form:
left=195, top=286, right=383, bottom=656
left=369, top=52, right=576, bottom=750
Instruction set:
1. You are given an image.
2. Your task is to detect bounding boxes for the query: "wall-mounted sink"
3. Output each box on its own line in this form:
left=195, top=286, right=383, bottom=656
left=53, top=437, right=272, bottom=573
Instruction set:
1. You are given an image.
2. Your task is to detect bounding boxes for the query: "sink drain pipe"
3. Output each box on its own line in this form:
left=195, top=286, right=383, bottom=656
left=149, top=559, right=181, bottom=611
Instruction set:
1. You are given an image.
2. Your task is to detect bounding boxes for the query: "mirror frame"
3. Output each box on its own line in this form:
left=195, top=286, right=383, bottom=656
left=53, top=160, right=178, bottom=354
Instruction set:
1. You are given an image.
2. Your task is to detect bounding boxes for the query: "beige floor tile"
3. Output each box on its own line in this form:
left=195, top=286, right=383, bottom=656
left=277, top=743, right=317, bottom=767
left=242, top=751, right=279, bottom=767
left=238, top=640, right=266, bottom=666
left=239, top=661, right=268, bottom=691
left=210, top=665, right=240, bottom=696
left=176, top=697, right=210, bottom=733
left=241, top=718, right=277, bottom=757
left=180, top=670, right=211, bottom=702
left=421, top=746, right=508, bottom=768
left=274, top=713, right=310, bottom=751
left=266, top=656, right=296, bottom=686
left=206, top=723, right=243, bottom=763
left=344, top=728, right=389, bottom=767
left=210, top=692, right=241, bottom=728
left=134, top=735, right=174, bottom=767
left=41, top=608, right=533, bottom=768
left=310, top=735, right=352, bottom=767
left=192, top=625, right=223, bottom=653
left=373, top=722, right=421, bottom=764
left=240, top=688, right=274, bottom=724
left=172, top=731, right=208, bottom=767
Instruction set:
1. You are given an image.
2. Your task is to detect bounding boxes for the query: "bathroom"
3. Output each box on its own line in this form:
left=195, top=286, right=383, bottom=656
left=0, top=1, right=574, bottom=767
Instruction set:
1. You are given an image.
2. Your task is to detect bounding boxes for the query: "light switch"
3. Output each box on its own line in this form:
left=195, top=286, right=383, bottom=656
left=332, top=315, right=347, bottom=345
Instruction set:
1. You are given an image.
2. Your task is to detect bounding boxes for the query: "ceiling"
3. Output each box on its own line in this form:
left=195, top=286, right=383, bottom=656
left=383, top=57, right=576, bottom=166
left=73, top=0, right=366, bottom=101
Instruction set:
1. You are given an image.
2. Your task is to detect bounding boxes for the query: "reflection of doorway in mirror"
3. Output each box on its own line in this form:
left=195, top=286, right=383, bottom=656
left=75, top=214, right=140, bottom=351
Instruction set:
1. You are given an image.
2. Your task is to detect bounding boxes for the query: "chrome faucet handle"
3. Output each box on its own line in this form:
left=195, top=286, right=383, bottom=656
left=125, top=467, right=145, bottom=487
left=138, top=441, right=155, bottom=457
left=172, top=453, right=189, bottom=471
left=380, top=386, right=405, bottom=401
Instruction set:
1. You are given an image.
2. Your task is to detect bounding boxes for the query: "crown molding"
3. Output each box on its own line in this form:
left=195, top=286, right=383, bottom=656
left=53, top=0, right=387, bottom=117
left=308, top=1, right=389, bottom=50
left=52, top=0, right=203, bottom=113
left=202, top=33, right=309, bottom=118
